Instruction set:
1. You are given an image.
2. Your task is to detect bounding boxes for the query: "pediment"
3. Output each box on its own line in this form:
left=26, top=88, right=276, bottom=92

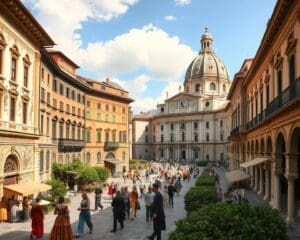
left=165, top=92, right=198, bottom=102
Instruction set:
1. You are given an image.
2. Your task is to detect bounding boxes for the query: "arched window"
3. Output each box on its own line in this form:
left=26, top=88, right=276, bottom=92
left=289, top=54, right=295, bottom=85
left=86, top=153, right=90, bottom=164
left=277, top=70, right=282, bottom=95
left=209, top=82, right=216, bottom=91
left=97, top=152, right=101, bottom=164
left=195, top=84, right=200, bottom=92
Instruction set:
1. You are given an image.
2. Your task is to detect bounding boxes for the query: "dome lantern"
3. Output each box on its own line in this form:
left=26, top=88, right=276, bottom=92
left=200, top=26, right=213, bottom=53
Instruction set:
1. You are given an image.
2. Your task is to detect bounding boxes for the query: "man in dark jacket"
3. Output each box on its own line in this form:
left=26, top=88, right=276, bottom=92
left=167, top=182, right=176, bottom=208
left=111, top=191, right=125, bottom=232
left=147, top=183, right=166, bottom=240
left=95, top=187, right=103, bottom=211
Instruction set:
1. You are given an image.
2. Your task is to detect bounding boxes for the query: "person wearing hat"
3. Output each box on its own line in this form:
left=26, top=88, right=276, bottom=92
left=146, top=183, right=166, bottom=240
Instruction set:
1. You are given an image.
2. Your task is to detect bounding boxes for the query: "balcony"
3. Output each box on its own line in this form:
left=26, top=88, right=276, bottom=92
left=56, top=138, right=85, bottom=152
left=104, top=142, right=120, bottom=151
left=230, top=126, right=239, bottom=136
left=246, top=77, right=300, bottom=131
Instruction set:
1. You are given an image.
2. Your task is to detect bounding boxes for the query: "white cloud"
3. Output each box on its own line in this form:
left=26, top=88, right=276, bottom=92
left=22, top=0, right=196, bottom=113
left=174, top=0, right=192, bottom=6
left=81, top=24, right=195, bottom=81
left=165, top=15, right=176, bottom=21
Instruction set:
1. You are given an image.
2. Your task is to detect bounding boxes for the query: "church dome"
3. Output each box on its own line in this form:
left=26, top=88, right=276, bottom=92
left=184, top=27, right=229, bottom=83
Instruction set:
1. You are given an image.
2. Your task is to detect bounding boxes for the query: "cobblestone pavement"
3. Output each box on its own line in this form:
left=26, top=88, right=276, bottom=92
left=0, top=166, right=201, bottom=240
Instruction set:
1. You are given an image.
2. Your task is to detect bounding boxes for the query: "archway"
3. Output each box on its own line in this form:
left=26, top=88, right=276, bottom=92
left=3, top=155, right=19, bottom=185
left=276, top=132, right=287, bottom=212
left=290, top=127, right=300, bottom=220
left=105, top=152, right=116, bottom=175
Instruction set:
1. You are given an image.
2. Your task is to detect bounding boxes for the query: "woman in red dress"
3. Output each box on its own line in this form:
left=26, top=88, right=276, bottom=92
left=108, top=182, right=113, bottom=199
left=30, top=198, right=44, bottom=239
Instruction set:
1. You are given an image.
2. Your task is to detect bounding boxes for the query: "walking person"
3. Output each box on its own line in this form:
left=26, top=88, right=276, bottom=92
left=121, top=187, right=130, bottom=218
left=8, top=195, right=19, bottom=222
left=174, top=177, right=182, bottom=196
left=49, top=196, right=73, bottom=240
left=94, top=187, right=103, bottom=211
left=30, top=197, right=44, bottom=240
left=111, top=191, right=125, bottom=232
left=144, top=186, right=155, bottom=222
left=167, top=181, right=176, bottom=208
left=74, top=192, right=93, bottom=238
left=21, top=196, right=30, bottom=222
left=130, top=185, right=139, bottom=220
left=146, top=183, right=166, bottom=240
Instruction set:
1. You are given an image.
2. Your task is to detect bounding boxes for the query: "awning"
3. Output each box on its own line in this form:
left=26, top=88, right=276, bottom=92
left=225, top=170, right=250, bottom=183
left=104, top=159, right=123, bottom=165
left=3, top=182, right=51, bottom=196
left=240, top=157, right=270, bottom=168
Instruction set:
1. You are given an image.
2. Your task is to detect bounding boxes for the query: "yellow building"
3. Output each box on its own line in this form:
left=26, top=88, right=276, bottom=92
left=227, top=0, right=300, bottom=224
left=82, top=77, right=134, bottom=175
left=0, top=1, right=54, bottom=196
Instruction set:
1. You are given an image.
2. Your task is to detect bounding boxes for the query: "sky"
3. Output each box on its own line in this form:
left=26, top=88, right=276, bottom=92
left=22, top=0, right=276, bottom=113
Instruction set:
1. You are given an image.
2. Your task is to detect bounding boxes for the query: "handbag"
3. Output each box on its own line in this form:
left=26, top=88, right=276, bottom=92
left=136, top=201, right=141, bottom=210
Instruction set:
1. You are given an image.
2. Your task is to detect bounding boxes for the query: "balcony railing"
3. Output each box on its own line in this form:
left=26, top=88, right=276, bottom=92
left=56, top=138, right=85, bottom=152
left=230, top=126, right=239, bottom=136
left=246, top=77, right=300, bottom=131
left=104, top=142, right=120, bottom=151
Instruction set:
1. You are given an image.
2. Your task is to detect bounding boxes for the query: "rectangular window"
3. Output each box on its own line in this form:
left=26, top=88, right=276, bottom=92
left=77, top=108, right=81, bottom=117
left=170, top=123, right=174, bottom=131
left=59, top=123, right=63, bottom=138
left=72, top=126, right=75, bottom=139
left=41, top=115, right=44, bottom=134
left=194, top=122, right=198, bottom=129
left=86, top=111, right=91, bottom=119
left=105, top=131, right=109, bottom=142
left=47, top=74, right=50, bottom=85
left=52, top=121, right=56, bottom=138
left=180, top=122, right=185, bottom=130
left=97, top=103, right=101, bottom=109
left=106, top=105, right=109, bottom=111
left=113, top=106, right=116, bottom=112
left=97, top=113, right=101, bottom=121
left=105, top=114, right=109, bottom=122
left=266, top=85, right=270, bottom=104
left=23, top=65, right=29, bottom=87
left=87, top=101, right=91, bottom=107
left=59, top=83, right=64, bottom=95
left=41, top=68, right=44, bottom=80
left=161, top=125, right=164, bottom=131
left=170, top=133, right=174, bottom=142
left=10, top=97, right=16, bottom=121
left=46, top=117, right=49, bottom=135
left=112, top=115, right=116, bottom=122
left=22, top=102, right=27, bottom=124
left=53, top=99, right=57, bottom=109
left=97, top=131, right=101, bottom=142
left=52, top=79, right=57, bottom=92
left=112, top=132, right=116, bottom=142
left=41, top=88, right=45, bottom=102
left=206, top=121, right=209, bottom=129
left=59, top=102, right=64, bottom=112
left=145, top=136, right=148, bottom=143
left=11, top=58, right=17, bottom=81
left=40, top=151, right=44, bottom=173
left=66, top=87, right=70, bottom=98
left=71, top=90, right=75, bottom=100
left=220, top=120, right=223, bottom=128
left=161, top=134, right=164, bottom=143
left=47, top=92, right=51, bottom=105
left=122, top=108, right=126, bottom=114
left=66, top=104, right=70, bottom=113
left=72, top=106, right=75, bottom=115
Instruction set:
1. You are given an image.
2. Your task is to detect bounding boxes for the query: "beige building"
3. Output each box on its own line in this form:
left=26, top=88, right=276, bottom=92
left=39, top=50, right=87, bottom=182
left=227, top=0, right=300, bottom=224
left=83, top=77, right=133, bottom=175
left=133, top=28, right=230, bottom=164
left=0, top=1, right=54, bottom=196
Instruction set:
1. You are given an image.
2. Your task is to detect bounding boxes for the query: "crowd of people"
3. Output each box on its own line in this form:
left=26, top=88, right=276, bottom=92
left=0, top=195, right=31, bottom=223
left=0, top=162, right=200, bottom=240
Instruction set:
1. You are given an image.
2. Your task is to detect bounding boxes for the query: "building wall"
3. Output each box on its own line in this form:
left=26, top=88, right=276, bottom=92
left=85, top=85, right=131, bottom=174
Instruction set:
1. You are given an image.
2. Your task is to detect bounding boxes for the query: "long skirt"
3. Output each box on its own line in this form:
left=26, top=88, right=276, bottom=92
left=49, top=215, right=73, bottom=240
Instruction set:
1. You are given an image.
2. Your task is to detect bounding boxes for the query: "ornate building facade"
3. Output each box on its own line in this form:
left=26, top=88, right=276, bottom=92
left=0, top=1, right=54, bottom=196
left=133, top=28, right=231, bottom=164
left=0, top=0, right=133, bottom=197
left=227, top=0, right=300, bottom=224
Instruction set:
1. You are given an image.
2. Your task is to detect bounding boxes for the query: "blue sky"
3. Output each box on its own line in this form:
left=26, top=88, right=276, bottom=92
left=23, top=0, right=276, bottom=113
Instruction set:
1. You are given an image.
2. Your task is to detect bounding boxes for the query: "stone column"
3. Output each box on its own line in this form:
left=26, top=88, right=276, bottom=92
left=285, top=154, right=298, bottom=224
left=272, top=158, right=282, bottom=210
left=264, top=164, right=270, bottom=201
left=285, top=175, right=296, bottom=223
left=258, top=166, right=264, bottom=196
left=254, top=167, right=259, bottom=191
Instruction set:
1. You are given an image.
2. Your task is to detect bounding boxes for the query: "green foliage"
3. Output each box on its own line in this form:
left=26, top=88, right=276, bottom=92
left=184, top=186, right=217, bottom=213
left=169, top=203, right=288, bottom=240
left=77, top=165, right=98, bottom=184
left=129, top=159, right=148, bottom=170
left=46, top=179, right=67, bottom=202
left=94, top=166, right=110, bottom=183
left=195, top=176, right=215, bottom=187
left=197, top=161, right=208, bottom=167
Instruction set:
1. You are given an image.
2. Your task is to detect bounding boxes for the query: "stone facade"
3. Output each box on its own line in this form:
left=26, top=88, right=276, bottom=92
left=132, top=28, right=230, bottom=164
left=227, top=0, right=300, bottom=224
